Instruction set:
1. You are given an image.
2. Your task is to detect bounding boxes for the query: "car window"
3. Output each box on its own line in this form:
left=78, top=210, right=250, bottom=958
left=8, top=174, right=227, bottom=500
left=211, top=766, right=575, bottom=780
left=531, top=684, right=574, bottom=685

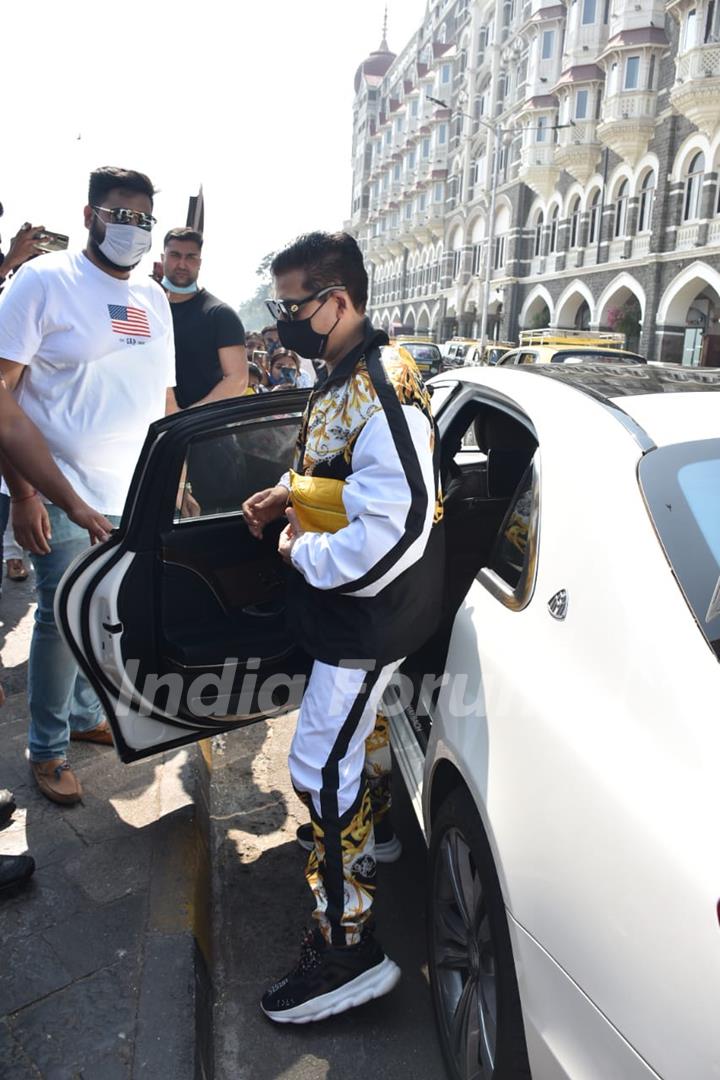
left=517, top=352, right=537, bottom=365
left=174, top=416, right=299, bottom=525
left=406, top=343, right=441, bottom=362
left=477, top=448, right=540, bottom=611
left=486, top=461, right=534, bottom=588
left=639, top=439, right=720, bottom=659
left=550, top=351, right=645, bottom=364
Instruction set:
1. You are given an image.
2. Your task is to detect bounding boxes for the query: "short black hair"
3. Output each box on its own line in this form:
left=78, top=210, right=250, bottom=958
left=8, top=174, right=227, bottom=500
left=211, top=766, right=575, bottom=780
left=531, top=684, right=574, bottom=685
left=271, top=231, right=368, bottom=313
left=88, top=166, right=155, bottom=208
left=164, top=227, right=203, bottom=249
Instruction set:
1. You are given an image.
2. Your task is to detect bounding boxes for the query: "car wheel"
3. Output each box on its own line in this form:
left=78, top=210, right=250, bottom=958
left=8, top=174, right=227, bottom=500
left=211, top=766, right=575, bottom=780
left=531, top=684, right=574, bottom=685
left=428, top=787, right=531, bottom=1080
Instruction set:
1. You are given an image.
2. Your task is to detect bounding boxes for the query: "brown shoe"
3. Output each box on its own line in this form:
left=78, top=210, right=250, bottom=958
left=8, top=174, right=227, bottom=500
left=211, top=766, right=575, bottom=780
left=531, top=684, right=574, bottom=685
left=31, top=759, right=83, bottom=805
left=6, top=558, right=28, bottom=582
left=70, top=720, right=113, bottom=746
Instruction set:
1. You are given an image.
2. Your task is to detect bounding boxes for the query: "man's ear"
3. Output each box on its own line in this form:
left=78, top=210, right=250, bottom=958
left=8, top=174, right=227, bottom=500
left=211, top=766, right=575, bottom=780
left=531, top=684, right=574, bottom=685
left=83, top=205, right=94, bottom=230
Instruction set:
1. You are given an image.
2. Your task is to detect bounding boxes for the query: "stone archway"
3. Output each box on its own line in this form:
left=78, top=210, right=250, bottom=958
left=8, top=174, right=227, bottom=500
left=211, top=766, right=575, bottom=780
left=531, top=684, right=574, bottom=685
left=657, top=262, right=720, bottom=365
left=596, top=274, right=646, bottom=352
left=520, top=285, right=554, bottom=330
left=554, top=281, right=595, bottom=329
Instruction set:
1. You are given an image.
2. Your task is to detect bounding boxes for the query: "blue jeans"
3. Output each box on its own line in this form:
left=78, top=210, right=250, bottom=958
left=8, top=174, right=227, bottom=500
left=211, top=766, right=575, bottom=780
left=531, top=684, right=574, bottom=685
left=28, top=505, right=120, bottom=762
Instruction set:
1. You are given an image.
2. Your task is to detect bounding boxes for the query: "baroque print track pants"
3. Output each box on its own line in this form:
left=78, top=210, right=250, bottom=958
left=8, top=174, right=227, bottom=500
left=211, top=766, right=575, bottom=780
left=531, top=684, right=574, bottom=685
left=288, top=660, right=399, bottom=947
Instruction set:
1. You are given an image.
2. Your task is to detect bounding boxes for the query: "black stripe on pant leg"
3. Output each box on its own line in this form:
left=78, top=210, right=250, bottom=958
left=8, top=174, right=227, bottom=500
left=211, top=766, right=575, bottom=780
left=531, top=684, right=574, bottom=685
left=319, top=666, right=383, bottom=947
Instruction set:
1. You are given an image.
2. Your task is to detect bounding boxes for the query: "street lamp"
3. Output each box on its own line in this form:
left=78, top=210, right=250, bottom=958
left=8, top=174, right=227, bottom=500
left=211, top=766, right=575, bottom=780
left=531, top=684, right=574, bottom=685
left=428, top=96, right=571, bottom=348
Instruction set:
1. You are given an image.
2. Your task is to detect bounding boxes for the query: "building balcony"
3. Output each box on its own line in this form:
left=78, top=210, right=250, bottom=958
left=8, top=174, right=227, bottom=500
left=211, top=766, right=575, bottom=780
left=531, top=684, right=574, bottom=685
left=609, top=237, right=627, bottom=260
left=597, top=90, right=657, bottom=167
left=709, top=218, right=720, bottom=246
left=416, top=158, right=433, bottom=182
left=519, top=142, right=561, bottom=200
left=632, top=233, right=651, bottom=259
left=367, top=235, right=386, bottom=257
left=676, top=221, right=701, bottom=251
left=554, top=120, right=602, bottom=184
left=416, top=204, right=445, bottom=240
left=562, top=23, right=610, bottom=65
left=671, top=44, right=720, bottom=136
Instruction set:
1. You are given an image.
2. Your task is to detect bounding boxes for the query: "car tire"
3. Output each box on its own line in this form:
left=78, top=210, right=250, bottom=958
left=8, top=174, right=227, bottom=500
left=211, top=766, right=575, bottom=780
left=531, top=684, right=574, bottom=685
left=427, top=787, right=531, bottom=1080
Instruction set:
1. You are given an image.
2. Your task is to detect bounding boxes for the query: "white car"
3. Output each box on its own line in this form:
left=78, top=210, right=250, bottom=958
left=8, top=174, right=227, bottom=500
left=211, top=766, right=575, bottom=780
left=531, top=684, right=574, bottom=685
left=57, top=364, right=720, bottom=1080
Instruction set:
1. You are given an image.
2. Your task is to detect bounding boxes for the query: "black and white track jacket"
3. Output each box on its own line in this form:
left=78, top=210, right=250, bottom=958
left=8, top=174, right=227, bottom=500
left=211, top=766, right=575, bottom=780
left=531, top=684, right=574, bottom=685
left=280, top=321, right=444, bottom=667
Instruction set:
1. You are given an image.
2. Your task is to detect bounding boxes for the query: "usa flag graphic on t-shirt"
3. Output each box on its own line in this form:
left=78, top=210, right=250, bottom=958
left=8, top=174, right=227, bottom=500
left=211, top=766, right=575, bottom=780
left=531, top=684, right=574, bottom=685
left=108, top=304, right=151, bottom=337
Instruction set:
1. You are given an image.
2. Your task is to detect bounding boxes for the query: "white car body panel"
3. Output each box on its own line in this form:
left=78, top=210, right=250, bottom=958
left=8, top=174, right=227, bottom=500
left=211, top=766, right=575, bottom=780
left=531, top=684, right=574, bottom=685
left=508, top=915, right=662, bottom=1080
left=419, top=368, right=720, bottom=1079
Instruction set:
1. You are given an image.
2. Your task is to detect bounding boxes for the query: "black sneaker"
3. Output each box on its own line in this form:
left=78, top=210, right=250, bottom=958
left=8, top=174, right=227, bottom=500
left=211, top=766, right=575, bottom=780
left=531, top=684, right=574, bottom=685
left=0, top=789, right=16, bottom=829
left=0, top=854, right=35, bottom=895
left=261, top=927, right=401, bottom=1024
left=295, top=817, right=402, bottom=863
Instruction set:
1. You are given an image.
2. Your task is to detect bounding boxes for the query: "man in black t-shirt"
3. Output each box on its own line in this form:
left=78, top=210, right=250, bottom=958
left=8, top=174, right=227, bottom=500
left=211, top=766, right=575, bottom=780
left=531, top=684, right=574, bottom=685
left=162, top=227, right=247, bottom=407
left=162, top=228, right=248, bottom=512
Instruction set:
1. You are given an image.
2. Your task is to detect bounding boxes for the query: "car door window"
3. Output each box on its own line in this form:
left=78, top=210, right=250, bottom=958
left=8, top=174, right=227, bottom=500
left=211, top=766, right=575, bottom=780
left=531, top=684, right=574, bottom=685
left=479, top=452, right=540, bottom=609
left=174, top=417, right=298, bottom=524
left=516, top=351, right=537, bottom=365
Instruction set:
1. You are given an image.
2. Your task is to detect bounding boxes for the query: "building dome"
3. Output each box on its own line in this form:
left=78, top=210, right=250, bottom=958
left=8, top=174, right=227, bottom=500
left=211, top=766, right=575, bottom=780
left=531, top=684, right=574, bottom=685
left=354, top=35, right=396, bottom=93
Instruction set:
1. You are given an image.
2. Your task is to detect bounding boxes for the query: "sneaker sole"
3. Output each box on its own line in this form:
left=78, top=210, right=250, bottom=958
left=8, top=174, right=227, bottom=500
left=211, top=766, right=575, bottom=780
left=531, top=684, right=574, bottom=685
left=262, top=956, right=401, bottom=1024
left=296, top=835, right=403, bottom=864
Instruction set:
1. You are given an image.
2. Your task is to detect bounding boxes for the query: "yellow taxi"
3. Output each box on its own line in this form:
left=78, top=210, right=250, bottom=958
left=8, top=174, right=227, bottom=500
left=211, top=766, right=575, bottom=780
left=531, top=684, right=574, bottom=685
left=496, top=329, right=646, bottom=366
left=389, top=336, right=443, bottom=378
left=442, top=338, right=516, bottom=369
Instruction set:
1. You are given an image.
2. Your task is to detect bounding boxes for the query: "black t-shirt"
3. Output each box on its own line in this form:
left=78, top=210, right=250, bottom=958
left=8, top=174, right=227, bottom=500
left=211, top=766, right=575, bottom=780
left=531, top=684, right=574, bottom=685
left=171, top=289, right=246, bottom=408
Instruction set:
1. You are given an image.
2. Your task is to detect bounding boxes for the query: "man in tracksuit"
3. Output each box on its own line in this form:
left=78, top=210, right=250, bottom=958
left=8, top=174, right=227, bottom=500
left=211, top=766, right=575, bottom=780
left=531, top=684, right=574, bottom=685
left=243, top=231, right=444, bottom=1024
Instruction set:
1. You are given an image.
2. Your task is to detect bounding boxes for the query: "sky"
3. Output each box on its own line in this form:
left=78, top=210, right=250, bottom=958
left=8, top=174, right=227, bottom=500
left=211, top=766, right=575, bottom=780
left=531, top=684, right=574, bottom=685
left=1, top=0, right=423, bottom=309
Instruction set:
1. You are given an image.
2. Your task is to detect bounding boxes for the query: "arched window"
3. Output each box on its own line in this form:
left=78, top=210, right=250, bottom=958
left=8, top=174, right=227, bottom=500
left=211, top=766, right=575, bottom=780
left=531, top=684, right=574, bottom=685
left=569, top=196, right=581, bottom=248
left=588, top=189, right=601, bottom=244
left=684, top=151, right=705, bottom=221
left=533, top=212, right=544, bottom=256
left=638, top=170, right=656, bottom=232
left=549, top=205, right=559, bottom=252
left=614, top=179, right=629, bottom=238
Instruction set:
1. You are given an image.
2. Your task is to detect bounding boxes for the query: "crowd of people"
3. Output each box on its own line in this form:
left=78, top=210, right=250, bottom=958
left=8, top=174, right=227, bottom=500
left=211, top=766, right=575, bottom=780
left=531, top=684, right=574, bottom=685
left=0, top=165, right=443, bottom=1028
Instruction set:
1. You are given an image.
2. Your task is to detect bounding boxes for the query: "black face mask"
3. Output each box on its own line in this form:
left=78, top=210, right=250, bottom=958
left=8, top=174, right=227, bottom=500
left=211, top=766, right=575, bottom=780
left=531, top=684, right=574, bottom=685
left=276, top=296, right=340, bottom=360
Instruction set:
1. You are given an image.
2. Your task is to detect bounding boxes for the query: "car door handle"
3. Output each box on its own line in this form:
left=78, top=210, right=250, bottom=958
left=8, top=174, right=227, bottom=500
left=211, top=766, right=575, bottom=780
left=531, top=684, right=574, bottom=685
left=102, top=621, right=123, bottom=634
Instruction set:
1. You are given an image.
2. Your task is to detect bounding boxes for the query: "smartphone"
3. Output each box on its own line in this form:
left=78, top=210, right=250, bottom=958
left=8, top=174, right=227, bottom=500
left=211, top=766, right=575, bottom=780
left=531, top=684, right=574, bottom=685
left=35, top=230, right=69, bottom=253
left=280, top=366, right=297, bottom=384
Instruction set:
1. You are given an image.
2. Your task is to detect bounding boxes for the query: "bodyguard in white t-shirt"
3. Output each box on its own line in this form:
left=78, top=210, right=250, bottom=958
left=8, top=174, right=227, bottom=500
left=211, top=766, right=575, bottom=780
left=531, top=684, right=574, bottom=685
left=0, top=166, right=177, bottom=805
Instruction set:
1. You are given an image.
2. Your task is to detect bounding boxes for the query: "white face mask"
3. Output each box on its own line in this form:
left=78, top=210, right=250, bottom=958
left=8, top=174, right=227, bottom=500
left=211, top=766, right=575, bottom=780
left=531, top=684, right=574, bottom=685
left=95, top=218, right=153, bottom=268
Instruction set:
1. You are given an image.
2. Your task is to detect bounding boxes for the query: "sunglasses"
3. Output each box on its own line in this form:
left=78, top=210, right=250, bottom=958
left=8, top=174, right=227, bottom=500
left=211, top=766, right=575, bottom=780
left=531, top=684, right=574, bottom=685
left=93, top=205, right=157, bottom=231
left=265, top=284, right=346, bottom=322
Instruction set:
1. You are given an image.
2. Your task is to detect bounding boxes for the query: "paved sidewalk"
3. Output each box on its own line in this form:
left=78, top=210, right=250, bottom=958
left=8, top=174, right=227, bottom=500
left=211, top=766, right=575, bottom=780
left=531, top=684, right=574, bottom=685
left=208, top=720, right=445, bottom=1080
left=0, top=572, right=211, bottom=1080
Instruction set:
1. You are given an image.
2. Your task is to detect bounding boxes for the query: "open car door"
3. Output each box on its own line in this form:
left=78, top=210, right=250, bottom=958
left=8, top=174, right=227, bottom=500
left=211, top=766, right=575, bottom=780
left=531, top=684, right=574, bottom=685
left=56, top=390, right=311, bottom=763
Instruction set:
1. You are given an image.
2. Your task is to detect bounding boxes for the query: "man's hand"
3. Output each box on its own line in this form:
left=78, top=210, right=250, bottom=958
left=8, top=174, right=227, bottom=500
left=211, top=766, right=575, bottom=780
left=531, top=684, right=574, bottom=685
left=242, top=484, right=289, bottom=539
left=11, top=495, right=52, bottom=554
left=278, top=507, right=304, bottom=564
left=65, top=500, right=114, bottom=545
left=179, top=490, right=201, bottom=518
left=3, top=223, right=46, bottom=275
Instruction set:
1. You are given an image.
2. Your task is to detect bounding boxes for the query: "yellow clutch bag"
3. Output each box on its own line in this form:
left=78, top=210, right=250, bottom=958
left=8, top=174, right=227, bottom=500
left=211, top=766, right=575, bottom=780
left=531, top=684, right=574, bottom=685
left=289, top=470, right=349, bottom=534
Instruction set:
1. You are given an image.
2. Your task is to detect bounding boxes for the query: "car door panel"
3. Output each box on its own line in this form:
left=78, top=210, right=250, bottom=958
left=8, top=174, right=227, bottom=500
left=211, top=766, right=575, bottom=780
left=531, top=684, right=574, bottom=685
left=56, top=391, right=311, bottom=763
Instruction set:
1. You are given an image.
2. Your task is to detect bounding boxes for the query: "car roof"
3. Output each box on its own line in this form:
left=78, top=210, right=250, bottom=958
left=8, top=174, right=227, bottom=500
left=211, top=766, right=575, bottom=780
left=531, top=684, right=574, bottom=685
left=437, top=363, right=720, bottom=449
